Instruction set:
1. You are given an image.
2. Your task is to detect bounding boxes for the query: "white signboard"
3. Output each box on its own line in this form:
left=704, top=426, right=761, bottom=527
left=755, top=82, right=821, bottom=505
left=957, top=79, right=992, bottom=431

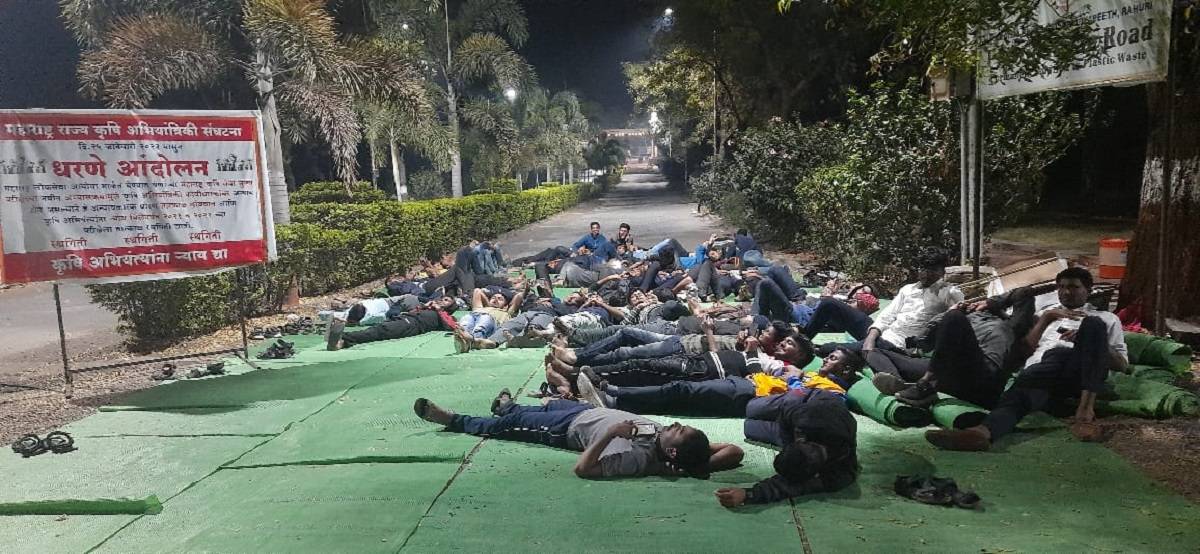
left=978, top=0, right=1171, bottom=99
left=0, top=110, right=276, bottom=284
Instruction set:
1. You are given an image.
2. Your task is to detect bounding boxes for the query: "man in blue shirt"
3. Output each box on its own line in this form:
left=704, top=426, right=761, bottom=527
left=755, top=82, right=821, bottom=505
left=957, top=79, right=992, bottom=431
left=572, top=222, right=615, bottom=259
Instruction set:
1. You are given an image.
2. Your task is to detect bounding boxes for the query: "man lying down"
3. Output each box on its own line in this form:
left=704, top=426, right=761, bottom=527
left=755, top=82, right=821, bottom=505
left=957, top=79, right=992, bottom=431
left=413, top=394, right=744, bottom=479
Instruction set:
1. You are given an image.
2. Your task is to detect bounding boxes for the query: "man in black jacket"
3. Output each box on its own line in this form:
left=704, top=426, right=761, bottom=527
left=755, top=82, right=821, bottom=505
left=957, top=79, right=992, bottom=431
left=716, top=390, right=858, bottom=507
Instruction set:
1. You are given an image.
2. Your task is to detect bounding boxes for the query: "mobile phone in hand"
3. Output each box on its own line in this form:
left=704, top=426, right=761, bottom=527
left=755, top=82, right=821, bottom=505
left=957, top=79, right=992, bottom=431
left=633, top=423, right=657, bottom=437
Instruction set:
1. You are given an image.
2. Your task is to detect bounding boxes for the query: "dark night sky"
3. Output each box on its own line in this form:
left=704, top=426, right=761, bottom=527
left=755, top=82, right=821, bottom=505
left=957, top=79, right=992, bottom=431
left=520, top=0, right=663, bottom=127
left=0, top=0, right=661, bottom=127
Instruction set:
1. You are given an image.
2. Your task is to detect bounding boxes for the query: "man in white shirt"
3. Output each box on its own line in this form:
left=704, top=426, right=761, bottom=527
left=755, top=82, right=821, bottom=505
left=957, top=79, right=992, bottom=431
left=850, top=250, right=963, bottom=354
left=926, top=267, right=1129, bottom=451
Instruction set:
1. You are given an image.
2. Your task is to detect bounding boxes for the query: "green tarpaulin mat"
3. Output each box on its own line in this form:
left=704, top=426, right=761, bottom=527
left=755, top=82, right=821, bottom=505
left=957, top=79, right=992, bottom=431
left=930, top=395, right=988, bottom=429
left=1124, top=332, right=1193, bottom=374
left=228, top=354, right=538, bottom=468
left=403, top=418, right=806, bottom=552
left=795, top=417, right=1200, bottom=552
left=0, top=435, right=265, bottom=505
left=93, top=464, right=455, bottom=553
left=0, top=496, right=161, bottom=516
left=846, top=372, right=932, bottom=428
left=1100, top=372, right=1200, bottom=419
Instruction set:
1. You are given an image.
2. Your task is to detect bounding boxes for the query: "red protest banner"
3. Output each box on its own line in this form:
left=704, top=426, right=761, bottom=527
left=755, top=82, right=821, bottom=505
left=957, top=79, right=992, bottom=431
left=0, top=110, right=276, bottom=284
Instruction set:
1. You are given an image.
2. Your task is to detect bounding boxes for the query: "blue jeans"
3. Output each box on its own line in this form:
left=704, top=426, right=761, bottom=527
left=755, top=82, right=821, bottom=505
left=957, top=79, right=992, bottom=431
left=803, top=297, right=872, bottom=340
left=458, top=312, right=497, bottom=338
left=742, top=249, right=767, bottom=268
left=471, top=243, right=504, bottom=275
left=576, top=327, right=682, bottom=366
left=449, top=400, right=591, bottom=449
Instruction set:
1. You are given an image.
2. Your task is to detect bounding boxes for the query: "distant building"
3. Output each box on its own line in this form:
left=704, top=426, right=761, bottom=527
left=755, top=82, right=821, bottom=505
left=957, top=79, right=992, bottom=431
left=600, top=128, right=656, bottom=162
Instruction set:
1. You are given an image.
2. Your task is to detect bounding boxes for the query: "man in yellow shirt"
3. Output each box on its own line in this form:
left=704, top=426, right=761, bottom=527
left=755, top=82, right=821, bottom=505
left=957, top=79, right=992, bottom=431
left=575, top=347, right=863, bottom=418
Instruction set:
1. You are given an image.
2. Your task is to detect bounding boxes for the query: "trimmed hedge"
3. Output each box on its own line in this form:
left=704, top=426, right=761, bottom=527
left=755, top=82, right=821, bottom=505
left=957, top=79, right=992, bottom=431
left=291, top=181, right=388, bottom=204
left=88, top=182, right=602, bottom=345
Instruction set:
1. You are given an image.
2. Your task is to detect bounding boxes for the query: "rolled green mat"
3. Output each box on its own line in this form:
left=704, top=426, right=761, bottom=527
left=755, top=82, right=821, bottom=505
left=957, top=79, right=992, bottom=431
left=1128, top=365, right=1177, bottom=384
left=1100, top=373, right=1200, bottom=419
left=1139, top=340, right=1193, bottom=375
left=1123, top=332, right=1155, bottom=364
left=0, top=495, right=162, bottom=516
left=845, top=375, right=932, bottom=428
left=930, top=395, right=988, bottom=429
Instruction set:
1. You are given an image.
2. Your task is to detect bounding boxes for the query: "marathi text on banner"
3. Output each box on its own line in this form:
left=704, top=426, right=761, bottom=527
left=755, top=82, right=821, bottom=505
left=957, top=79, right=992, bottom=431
left=0, top=110, right=274, bottom=284
left=977, top=0, right=1171, bottom=100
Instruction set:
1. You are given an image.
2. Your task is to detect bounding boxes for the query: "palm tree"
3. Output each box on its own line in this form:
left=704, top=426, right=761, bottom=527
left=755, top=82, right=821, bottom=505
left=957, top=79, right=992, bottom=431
left=369, top=0, right=532, bottom=197
left=513, top=87, right=591, bottom=184
left=61, top=0, right=432, bottom=222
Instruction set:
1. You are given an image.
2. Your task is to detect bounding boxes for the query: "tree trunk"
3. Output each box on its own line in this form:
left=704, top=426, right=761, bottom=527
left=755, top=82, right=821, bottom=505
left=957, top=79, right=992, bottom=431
left=568, top=162, right=574, bottom=183
left=446, top=88, right=463, bottom=197
left=390, top=138, right=405, bottom=201
left=255, top=48, right=289, bottom=224
left=369, top=140, right=380, bottom=189
left=1120, top=80, right=1200, bottom=328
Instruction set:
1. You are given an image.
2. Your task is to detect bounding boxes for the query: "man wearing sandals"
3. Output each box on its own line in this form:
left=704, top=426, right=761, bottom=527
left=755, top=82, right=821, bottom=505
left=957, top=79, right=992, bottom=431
left=413, top=394, right=744, bottom=479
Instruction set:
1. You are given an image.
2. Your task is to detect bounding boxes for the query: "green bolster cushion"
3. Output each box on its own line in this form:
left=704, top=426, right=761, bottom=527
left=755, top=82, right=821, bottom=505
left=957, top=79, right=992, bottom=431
left=846, top=374, right=932, bottom=428
left=930, top=395, right=988, bottom=429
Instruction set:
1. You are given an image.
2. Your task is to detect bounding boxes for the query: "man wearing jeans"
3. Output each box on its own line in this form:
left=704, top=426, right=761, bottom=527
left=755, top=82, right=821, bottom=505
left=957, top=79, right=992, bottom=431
left=926, top=267, right=1129, bottom=451
left=413, top=396, right=743, bottom=479
left=552, top=318, right=739, bottom=367
left=716, top=389, right=859, bottom=507
left=867, top=285, right=1042, bottom=408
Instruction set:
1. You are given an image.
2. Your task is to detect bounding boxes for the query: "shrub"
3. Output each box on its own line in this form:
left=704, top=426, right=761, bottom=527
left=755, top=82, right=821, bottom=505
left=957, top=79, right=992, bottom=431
left=696, top=79, right=1088, bottom=284
left=408, top=170, right=450, bottom=200
left=89, top=182, right=601, bottom=345
left=290, top=181, right=387, bottom=205
left=470, top=178, right=522, bottom=195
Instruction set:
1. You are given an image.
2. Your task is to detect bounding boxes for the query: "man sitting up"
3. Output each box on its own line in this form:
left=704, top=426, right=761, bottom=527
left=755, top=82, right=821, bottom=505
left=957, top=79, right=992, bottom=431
left=716, top=390, right=858, bottom=507
left=326, top=296, right=458, bottom=350
left=867, top=284, right=1042, bottom=408
left=926, top=267, right=1128, bottom=451
left=850, top=249, right=963, bottom=355
left=454, top=287, right=526, bottom=353
left=573, top=221, right=615, bottom=260
left=413, top=394, right=743, bottom=479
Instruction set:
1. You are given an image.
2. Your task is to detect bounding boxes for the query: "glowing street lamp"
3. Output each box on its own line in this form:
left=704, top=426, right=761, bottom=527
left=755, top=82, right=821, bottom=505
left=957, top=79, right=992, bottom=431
left=504, top=88, right=518, bottom=102
left=664, top=7, right=674, bottom=16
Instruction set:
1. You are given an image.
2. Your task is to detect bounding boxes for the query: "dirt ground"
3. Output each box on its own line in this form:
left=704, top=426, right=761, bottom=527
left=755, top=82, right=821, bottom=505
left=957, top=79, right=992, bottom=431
left=3, top=242, right=1199, bottom=504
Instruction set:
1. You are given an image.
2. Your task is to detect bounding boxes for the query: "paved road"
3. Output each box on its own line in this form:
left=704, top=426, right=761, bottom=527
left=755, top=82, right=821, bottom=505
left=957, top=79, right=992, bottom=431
left=498, top=172, right=724, bottom=259
left=0, top=282, right=119, bottom=384
left=0, top=172, right=717, bottom=383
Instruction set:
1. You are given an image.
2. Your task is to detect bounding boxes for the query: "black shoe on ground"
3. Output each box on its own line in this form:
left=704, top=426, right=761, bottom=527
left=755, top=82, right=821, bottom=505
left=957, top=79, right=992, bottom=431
left=896, top=380, right=938, bottom=408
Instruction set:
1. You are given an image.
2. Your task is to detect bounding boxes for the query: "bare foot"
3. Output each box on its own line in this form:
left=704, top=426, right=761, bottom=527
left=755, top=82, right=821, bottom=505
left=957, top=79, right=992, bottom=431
left=413, top=398, right=454, bottom=425
left=551, top=344, right=577, bottom=365
left=545, top=355, right=576, bottom=377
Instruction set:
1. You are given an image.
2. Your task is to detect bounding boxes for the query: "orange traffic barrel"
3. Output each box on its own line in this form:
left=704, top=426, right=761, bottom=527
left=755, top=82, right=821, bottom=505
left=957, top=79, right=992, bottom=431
left=1098, top=238, right=1129, bottom=279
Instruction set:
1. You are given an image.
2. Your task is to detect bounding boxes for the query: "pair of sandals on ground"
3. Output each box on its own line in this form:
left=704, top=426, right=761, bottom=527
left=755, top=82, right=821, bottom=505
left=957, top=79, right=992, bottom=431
left=11, top=431, right=76, bottom=458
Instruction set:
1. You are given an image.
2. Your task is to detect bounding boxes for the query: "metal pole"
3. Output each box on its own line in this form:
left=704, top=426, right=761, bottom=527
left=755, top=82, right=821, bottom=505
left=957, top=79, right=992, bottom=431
left=972, top=97, right=984, bottom=278
left=53, top=283, right=72, bottom=398
left=236, top=267, right=250, bottom=359
left=959, top=100, right=970, bottom=265
left=966, top=97, right=980, bottom=275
